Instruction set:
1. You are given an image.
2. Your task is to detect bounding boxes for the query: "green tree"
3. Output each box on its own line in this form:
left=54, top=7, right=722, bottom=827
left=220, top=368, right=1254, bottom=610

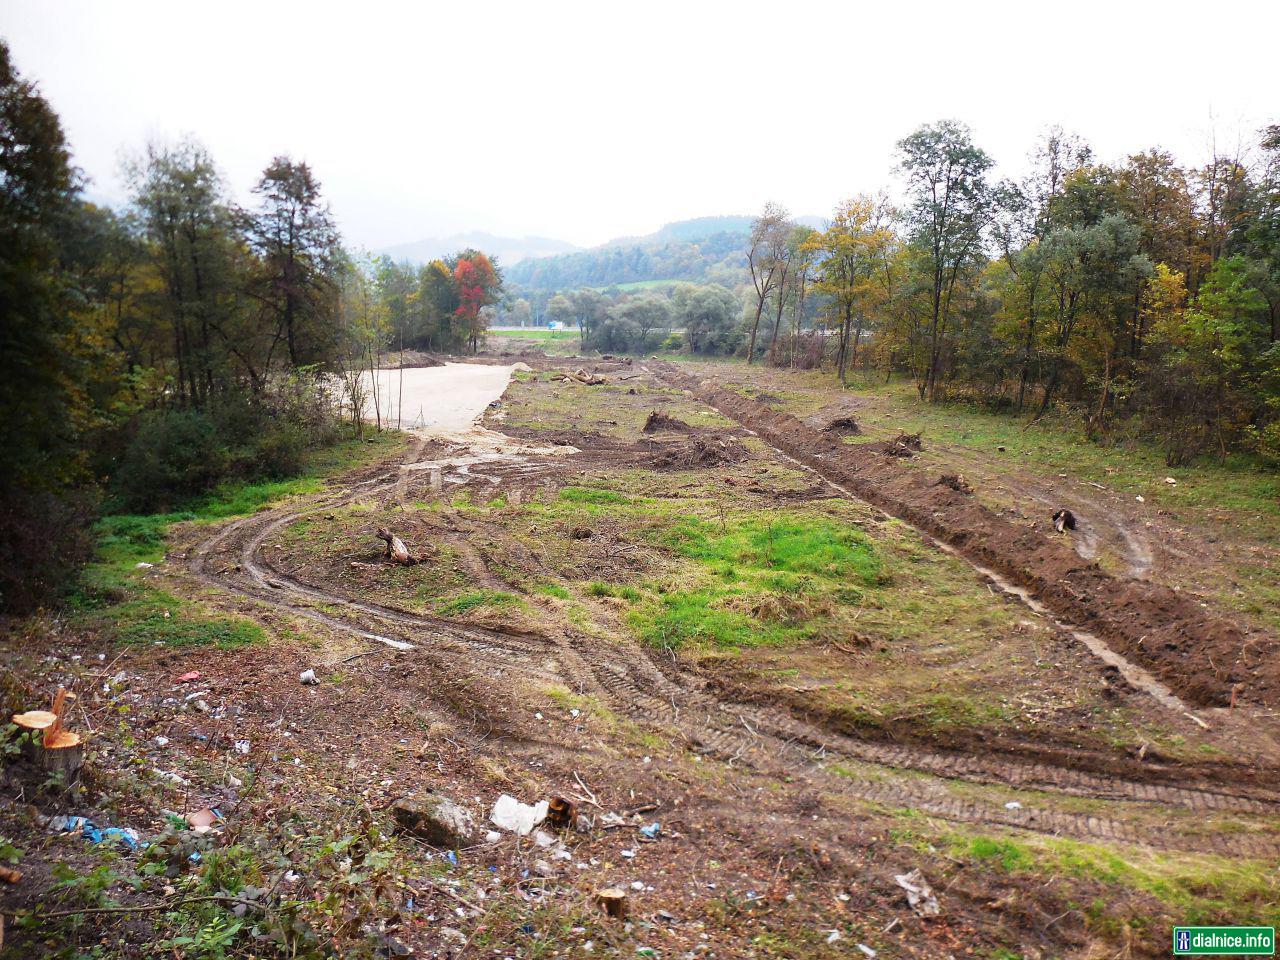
left=0, top=40, right=94, bottom=610
left=126, top=138, right=246, bottom=402
left=244, top=156, right=339, bottom=367
left=674, top=284, right=740, bottom=355
left=898, top=120, right=995, bottom=399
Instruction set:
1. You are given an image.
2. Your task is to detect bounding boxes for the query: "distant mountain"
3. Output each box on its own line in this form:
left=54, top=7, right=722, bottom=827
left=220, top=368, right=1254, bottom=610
left=507, top=214, right=824, bottom=291
left=379, top=232, right=580, bottom=267
left=603, top=214, right=825, bottom=248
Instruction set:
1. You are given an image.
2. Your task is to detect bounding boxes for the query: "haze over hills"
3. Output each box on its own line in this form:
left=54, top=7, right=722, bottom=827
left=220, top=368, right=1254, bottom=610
left=379, top=231, right=580, bottom=266
left=506, top=214, right=824, bottom=291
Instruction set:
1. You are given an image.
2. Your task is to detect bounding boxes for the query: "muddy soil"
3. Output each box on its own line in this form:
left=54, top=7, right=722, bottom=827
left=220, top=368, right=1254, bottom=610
left=7, top=356, right=1280, bottom=959
left=651, top=361, right=1279, bottom=711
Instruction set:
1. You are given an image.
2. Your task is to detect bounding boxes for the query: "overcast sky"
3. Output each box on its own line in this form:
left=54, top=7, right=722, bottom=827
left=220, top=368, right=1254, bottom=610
left=3, top=0, right=1276, bottom=250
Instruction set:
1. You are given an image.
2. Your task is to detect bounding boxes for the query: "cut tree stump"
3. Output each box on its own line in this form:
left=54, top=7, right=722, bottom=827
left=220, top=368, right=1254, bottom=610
left=376, top=528, right=418, bottom=565
left=595, top=887, right=628, bottom=918
left=12, top=687, right=84, bottom=785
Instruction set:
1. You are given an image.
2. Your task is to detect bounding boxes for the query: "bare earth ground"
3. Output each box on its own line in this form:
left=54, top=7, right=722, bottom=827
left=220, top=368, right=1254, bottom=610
left=3, top=355, right=1279, bottom=959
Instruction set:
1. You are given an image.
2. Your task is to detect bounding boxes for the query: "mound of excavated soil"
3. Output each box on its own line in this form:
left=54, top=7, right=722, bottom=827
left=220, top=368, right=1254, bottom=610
left=823, top=416, right=862, bottom=435
left=935, top=473, right=973, bottom=494
left=861, top=433, right=923, bottom=458
left=643, top=410, right=692, bottom=434
left=649, top=435, right=748, bottom=469
left=661, top=362, right=1278, bottom=709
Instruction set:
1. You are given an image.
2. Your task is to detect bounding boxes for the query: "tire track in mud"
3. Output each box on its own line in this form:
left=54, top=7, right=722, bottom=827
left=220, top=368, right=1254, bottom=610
left=651, top=362, right=1280, bottom=711
left=183, top=410, right=1280, bottom=858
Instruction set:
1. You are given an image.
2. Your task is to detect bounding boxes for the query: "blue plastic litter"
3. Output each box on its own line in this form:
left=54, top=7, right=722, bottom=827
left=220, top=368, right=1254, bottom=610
left=639, top=822, right=661, bottom=839
left=445, top=849, right=458, bottom=865
left=49, top=815, right=140, bottom=850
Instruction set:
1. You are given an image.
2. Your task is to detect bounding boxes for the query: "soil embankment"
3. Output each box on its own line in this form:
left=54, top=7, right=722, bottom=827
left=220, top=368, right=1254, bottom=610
left=652, top=361, right=1278, bottom=709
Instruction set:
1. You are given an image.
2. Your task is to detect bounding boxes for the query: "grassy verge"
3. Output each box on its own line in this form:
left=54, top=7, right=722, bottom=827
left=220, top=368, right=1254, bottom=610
left=69, top=431, right=407, bottom=649
left=893, top=820, right=1280, bottom=939
left=686, top=360, right=1280, bottom=631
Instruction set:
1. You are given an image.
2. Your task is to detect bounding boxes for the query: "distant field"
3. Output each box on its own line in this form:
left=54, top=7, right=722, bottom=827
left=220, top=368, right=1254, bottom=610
left=589, top=278, right=688, bottom=292
left=489, top=328, right=578, bottom=339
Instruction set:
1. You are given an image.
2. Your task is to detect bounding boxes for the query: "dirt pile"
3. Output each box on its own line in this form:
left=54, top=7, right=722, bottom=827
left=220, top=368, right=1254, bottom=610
left=936, top=474, right=973, bottom=494
left=869, top=433, right=923, bottom=458
left=642, top=410, right=693, bottom=433
left=649, top=435, right=748, bottom=469
left=823, top=415, right=862, bottom=435
left=389, top=349, right=444, bottom=368
left=656, top=362, right=1276, bottom=708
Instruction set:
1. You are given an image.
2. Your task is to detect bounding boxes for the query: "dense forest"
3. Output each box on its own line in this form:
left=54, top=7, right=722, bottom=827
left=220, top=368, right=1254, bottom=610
left=738, top=121, right=1280, bottom=468
left=0, top=42, right=502, bottom=612
left=506, top=228, right=749, bottom=290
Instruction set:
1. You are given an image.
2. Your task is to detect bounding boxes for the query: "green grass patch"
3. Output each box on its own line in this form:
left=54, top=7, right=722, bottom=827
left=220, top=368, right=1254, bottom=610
left=928, top=827, right=1280, bottom=932
left=558, top=486, right=634, bottom=506
left=627, top=512, right=880, bottom=650
left=629, top=588, right=788, bottom=650
left=102, top=589, right=264, bottom=649
left=435, top=590, right=520, bottom=615
left=660, top=515, right=881, bottom=584
left=586, top=581, right=642, bottom=601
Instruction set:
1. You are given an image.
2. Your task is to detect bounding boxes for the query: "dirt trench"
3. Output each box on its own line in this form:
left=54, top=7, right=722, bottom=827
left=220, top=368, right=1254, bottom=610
left=649, top=361, right=1279, bottom=711
left=178, top=404, right=1280, bottom=860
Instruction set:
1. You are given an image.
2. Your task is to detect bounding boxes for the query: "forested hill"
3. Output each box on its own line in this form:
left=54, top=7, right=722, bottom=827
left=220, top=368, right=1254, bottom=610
left=380, top=231, right=578, bottom=266
left=507, top=215, right=822, bottom=290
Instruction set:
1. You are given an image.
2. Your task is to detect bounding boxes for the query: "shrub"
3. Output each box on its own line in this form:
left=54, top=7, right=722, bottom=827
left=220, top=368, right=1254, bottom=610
left=109, top=376, right=344, bottom=512
left=111, top=409, right=228, bottom=511
left=0, top=488, right=97, bottom=613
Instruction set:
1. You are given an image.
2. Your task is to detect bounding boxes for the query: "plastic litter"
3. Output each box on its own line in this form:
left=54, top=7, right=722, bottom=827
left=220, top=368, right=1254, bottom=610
left=1004, top=801, right=1022, bottom=810
left=186, top=807, right=223, bottom=831
left=858, top=944, right=877, bottom=957
left=894, top=868, right=940, bottom=917
left=178, top=671, right=201, bottom=683
left=639, top=822, right=661, bottom=840
left=299, top=669, right=319, bottom=685
left=47, top=815, right=140, bottom=851
left=490, top=794, right=549, bottom=836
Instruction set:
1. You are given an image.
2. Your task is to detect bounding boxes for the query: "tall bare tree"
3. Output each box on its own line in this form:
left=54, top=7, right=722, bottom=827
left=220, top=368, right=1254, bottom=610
left=745, top=202, right=793, bottom=363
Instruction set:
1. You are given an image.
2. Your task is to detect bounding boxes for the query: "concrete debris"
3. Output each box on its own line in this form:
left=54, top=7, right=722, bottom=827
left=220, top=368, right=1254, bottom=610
left=390, top=793, right=475, bottom=847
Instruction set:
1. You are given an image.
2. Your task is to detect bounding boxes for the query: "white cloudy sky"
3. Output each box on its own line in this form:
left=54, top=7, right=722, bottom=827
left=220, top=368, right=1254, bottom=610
left=3, top=0, right=1276, bottom=250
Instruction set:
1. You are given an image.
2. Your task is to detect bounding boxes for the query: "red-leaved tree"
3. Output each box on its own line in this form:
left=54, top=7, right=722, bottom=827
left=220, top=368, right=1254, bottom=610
left=453, top=252, right=500, bottom=353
